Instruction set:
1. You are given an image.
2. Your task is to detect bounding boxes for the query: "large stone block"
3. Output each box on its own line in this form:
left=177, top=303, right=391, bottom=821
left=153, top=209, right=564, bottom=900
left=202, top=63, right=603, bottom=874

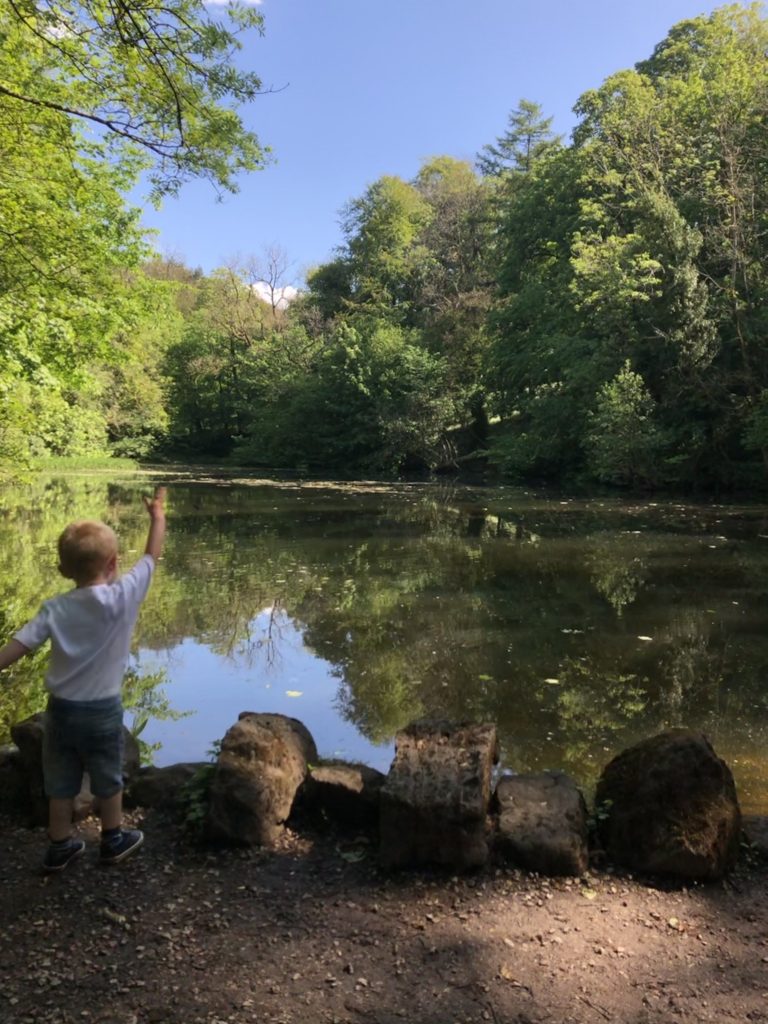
left=494, top=771, right=588, bottom=876
left=742, top=815, right=768, bottom=860
left=125, top=762, right=207, bottom=813
left=206, top=712, right=318, bottom=846
left=11, top=714, right=53, bottom=825
left=0, top=745, right=26, bottom=815
left=380, top=719, right=498, bottom=870
left=596, top=730, right=741, bottom=880
left=301, top=762, right=385, bottom=829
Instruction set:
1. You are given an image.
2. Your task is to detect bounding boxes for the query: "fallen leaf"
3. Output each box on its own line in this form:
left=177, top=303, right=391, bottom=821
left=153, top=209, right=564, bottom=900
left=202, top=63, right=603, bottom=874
left=339, top=850, right=366, bottom=863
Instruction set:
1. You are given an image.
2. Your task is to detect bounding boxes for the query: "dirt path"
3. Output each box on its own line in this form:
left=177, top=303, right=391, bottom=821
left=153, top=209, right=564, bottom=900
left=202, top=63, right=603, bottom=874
left=1, top=811, right=767, bottom=1024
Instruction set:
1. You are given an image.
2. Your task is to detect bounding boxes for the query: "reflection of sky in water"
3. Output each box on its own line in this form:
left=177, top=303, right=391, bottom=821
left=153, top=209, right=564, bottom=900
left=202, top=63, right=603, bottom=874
left=133, top=607, right=395, bottom=771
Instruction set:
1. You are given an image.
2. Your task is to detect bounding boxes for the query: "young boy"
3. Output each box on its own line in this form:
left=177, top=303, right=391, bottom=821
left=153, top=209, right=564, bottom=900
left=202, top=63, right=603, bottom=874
left=0, top=486, right=166, bottom=872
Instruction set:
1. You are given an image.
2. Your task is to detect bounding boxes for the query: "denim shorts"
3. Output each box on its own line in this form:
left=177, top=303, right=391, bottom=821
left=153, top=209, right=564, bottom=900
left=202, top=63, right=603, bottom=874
left=43, top=695, right=125, bottom=799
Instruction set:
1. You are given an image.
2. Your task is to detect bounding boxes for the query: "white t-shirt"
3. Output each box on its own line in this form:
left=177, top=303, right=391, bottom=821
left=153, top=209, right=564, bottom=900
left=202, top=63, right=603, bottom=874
left=14, top=555, right=156, bottom=701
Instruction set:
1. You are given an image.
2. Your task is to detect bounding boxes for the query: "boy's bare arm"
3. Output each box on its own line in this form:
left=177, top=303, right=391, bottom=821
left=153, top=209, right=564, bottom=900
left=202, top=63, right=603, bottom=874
left=143, top=485, right=167, bottom=562
left=0, top=640, right=30, bottom=671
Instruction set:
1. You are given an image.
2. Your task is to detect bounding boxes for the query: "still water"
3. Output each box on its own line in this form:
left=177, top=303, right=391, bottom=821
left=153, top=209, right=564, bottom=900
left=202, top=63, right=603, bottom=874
left=3, top=470, right=768, bottom=810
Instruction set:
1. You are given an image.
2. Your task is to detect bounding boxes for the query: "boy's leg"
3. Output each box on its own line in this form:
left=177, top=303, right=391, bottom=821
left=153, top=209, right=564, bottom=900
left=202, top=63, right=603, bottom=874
left=100, top=805, right=144, bottom=864
left=87, top=714, right=144, bottom=864
left=42, top=705, right=86, bottom=871
left=99, top=790, right=123, bottom=831
left=98, top=785, right=144, bottom=863
left=47, top=796, right=85, bottom=870
left=49, top=797, right=76, bottom=842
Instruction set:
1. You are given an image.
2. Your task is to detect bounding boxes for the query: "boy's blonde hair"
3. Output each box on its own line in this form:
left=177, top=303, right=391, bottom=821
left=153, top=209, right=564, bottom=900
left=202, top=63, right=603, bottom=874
left=58, top=520, right=118, bottom=582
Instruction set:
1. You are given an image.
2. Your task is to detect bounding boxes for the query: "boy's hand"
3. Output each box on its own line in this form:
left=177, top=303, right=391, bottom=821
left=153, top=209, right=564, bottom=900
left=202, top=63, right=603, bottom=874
left=143, top=485, right=167, bottom=519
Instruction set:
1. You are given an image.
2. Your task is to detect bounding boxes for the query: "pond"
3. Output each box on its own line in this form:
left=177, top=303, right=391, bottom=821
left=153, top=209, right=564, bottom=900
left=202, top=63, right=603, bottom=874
left=3, top=470, right=768, bottom=811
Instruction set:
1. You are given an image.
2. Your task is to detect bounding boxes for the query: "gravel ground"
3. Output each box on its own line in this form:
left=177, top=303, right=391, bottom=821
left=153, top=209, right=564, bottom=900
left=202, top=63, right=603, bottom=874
left=1, top=810, right=768, bottom=1024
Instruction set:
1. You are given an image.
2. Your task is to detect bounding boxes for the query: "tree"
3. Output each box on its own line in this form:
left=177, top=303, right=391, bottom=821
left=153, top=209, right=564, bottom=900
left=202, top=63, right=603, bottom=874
left=1, top=0, right=269, bottom=197
left=574, top=5, right=768, bottom=486
left=407, top=157, right=494, bottom=442
left=1, top=1, right=273, bottom=469
left=305, top=159, right=496, bottom=465
left=161, top=259, right=317, bottom=458
left=95, top=271, right=185, bottom=458
left=340, top=175, right=432, bottom=318
left=586, top=361, right=664, bottom=486
left=0, top=84, right=152, bottom=460
left=489, top=5, right=768, bottom=489
left=477, top=99, right=561, bottom=177
left=247, top=245, right=296, bottom=322
left=486, top=144, right=591, bottom=479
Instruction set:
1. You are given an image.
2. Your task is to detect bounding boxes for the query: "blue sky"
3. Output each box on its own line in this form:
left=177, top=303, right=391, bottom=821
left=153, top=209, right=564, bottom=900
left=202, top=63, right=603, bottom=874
left=140, top=0, right=728, bottom=283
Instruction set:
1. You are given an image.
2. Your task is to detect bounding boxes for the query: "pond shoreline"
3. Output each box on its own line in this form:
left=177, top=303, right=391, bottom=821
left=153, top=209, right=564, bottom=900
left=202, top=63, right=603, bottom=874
left=21, top=457, right=768, bottom=503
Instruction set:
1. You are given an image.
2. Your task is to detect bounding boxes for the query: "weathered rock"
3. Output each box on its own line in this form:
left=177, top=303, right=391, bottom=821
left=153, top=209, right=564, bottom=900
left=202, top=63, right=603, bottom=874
left=301, top=762, right=385, bottom=828
left=0, top=745, right=26, bottom=814
left=11, top=714, right=52, bottom=824
left=494, top=771, right=588, bottom=876
left=122, top=728, right=141, bottom=779
left=743, top=814, right=768, bottom=860
left=125, top=762, right=207, bottom=813
left=380, top=719, right=499, bottom=870
left=10, top=713, right=141, bottom=826
left=596, top=730, right=741, bottom=880
left=206, top=712, right=318, bottom=846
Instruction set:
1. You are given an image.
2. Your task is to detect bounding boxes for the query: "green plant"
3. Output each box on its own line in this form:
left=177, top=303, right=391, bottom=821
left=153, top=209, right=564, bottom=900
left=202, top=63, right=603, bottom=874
left=124, top=667, right=190, bottom=766
left=588, top=797, right=614, bottom=838
left=179, top=740, right=222, bottom=840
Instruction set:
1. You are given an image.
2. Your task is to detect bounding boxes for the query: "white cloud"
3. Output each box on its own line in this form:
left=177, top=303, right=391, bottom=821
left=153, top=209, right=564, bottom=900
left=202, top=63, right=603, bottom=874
left=41, top=15, right=73, bottom=39
left=252, top=282, right=299, bottom=310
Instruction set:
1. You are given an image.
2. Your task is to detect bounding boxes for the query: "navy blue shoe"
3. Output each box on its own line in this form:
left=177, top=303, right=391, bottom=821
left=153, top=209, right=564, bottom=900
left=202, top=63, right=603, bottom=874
left=100, top=829, right=144, bottom=864
left=43, top=838, right=86, bottom=873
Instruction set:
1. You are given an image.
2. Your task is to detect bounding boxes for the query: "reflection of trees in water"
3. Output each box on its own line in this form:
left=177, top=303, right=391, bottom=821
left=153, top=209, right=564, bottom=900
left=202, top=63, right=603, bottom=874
left=587, top=540, right=648, bottom=616
left=122, top=664, right=189, bottom=764
left=550, top=610, right=731, bottom=783
left=334, top=653, right=425, bottom=746
left=655, top=610, right=727, bottom=723
left=5, top=474, right=768, bottom=803
left=294, top=515, right=762, bottom=783
left=553, top=657, right=649, bottom=784
left=464, top=507, right=540, bottom=543
left=295, top=520, right=515, bottom=743
left=234, top=599, right=287, bottom=671
left=391, top=487, right=542, bottom=544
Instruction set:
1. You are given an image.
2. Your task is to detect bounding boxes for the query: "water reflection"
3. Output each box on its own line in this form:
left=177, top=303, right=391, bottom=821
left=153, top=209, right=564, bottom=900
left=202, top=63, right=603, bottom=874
left=138, top=607, right=394, bottom=770
left=2, top=472, right=768, bottom=810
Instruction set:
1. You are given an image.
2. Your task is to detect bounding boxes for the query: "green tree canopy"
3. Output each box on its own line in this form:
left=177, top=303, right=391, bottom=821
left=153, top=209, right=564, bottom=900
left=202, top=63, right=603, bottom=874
left=1, top=0, right=269, bottom=197
left=489, top=4, right=768, bottom=489
left=477, top=98, right=562, bottom=177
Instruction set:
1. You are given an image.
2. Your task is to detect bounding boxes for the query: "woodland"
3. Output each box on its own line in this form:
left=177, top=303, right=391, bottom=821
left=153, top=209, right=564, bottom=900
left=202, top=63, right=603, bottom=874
left=1, top=3, right=768, bottom=491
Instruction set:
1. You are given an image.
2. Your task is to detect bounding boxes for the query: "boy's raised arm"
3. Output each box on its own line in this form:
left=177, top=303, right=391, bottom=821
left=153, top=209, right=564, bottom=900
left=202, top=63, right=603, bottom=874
left=143, top=485, right=167, bottom=563
left=0, top=639, right=30, bottom=672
